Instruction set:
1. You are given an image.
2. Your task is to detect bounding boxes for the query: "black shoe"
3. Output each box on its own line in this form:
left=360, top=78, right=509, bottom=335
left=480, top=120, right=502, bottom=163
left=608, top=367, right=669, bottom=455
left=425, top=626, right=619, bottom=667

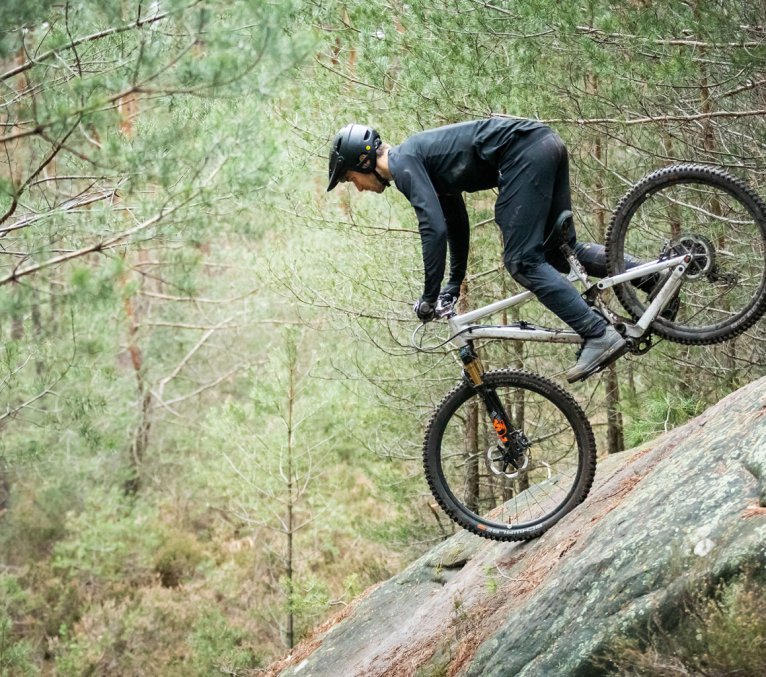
left=566, top=326, right=626, bottom=383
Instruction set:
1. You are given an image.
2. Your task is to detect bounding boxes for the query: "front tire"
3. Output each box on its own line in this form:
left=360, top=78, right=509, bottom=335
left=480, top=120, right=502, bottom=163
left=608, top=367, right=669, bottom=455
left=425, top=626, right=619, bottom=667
left=423, top=369, right=596, bottom=541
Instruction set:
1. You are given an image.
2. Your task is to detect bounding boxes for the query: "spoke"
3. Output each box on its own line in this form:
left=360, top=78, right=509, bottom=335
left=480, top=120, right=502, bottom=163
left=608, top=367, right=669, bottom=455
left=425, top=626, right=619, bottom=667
left=439, top=382, right=582, bottom=529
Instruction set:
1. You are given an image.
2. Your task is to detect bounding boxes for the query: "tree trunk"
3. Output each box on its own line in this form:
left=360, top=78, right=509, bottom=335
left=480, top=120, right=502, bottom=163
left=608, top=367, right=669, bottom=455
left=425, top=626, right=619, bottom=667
left=0, top=459, right=9, bottom=520
left=587, top=79, right=625, bottom=454
left=122, top=257, right=151, bottom=495
left=285, top=334, right=297, bottom=649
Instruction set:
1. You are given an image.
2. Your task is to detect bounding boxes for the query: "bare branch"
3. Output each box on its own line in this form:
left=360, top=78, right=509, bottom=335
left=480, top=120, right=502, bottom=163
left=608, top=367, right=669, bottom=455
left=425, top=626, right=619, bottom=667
left=493, top=109, right=766, bottom=127
left=138, top=289, right=255, bottom=304
left=0, top=208, right=168, bottom=287
left=0, top=387, right=56, bottom=424
left=576, top=25, right=766, bottom=49
left=313, top=55, right=385, bottom=92
left=0, top=7, right=178, bottom=83
left=156, top=315, right=234, bottom=400
left=162, top=364, right=247, bottom=407
left=0, top=189, right=118, bottom=237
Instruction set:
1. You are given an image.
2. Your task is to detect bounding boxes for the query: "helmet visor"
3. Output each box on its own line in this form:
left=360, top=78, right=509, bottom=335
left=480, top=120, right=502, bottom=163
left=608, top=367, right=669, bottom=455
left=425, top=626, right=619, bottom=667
left=327, top=150, right=347, bottom=192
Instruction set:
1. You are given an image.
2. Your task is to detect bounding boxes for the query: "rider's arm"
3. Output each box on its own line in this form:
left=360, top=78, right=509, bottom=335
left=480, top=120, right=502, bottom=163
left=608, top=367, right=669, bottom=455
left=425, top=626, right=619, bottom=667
left=440, top=193, right=469, bottom=297
left=392, top=154, right=448, bottom=303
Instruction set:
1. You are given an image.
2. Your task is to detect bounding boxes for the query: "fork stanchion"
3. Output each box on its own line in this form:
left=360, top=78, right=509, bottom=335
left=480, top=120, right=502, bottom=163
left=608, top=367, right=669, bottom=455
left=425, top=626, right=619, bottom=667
left=459, top=343, right=485, bottom=386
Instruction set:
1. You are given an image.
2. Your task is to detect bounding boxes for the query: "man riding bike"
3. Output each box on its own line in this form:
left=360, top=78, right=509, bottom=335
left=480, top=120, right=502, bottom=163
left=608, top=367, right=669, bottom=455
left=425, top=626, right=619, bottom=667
left=327, top=119, right=643, bottom=382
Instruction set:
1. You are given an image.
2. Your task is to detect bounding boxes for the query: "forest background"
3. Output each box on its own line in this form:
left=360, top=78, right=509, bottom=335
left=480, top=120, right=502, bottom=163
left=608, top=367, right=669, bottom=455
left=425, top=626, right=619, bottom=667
left=0, top=1, right=764, bottom=674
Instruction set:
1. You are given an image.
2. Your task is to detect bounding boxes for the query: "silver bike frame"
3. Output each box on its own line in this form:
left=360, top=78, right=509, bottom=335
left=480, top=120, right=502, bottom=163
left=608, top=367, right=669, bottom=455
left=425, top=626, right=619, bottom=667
left=446, top=254, right=690, bottom=349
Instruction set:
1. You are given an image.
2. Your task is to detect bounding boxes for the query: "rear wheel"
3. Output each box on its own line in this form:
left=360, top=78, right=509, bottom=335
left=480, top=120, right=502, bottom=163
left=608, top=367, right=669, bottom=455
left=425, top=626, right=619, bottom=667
left=605, top=164, right=766, bottom=344
left=423, top=369, right=596, bottom=541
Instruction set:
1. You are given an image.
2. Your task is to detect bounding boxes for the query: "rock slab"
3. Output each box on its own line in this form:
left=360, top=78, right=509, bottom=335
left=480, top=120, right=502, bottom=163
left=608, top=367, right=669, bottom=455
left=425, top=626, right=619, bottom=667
left=271, top=376, right=766, bottom=677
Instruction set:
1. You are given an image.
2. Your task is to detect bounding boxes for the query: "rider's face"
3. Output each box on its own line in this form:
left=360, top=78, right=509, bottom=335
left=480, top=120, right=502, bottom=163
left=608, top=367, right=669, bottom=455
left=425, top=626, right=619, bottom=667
left=343, top=170, right=386, bottom=193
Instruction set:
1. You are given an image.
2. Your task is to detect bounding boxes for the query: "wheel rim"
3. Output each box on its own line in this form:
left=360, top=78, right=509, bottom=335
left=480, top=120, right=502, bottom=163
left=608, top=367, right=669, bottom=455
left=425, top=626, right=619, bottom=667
left=435, top=381, right=584, bottom=532
left=614, top=176, right=766, bottom=337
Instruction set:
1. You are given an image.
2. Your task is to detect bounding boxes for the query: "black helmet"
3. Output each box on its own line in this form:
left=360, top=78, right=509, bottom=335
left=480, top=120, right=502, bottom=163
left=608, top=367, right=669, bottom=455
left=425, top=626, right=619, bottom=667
left=327, top=124, right=382, bottom=192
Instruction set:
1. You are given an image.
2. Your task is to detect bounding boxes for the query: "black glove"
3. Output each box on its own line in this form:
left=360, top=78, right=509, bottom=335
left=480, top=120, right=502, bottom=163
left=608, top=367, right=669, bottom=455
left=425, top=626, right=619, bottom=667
left=435, top=291, right=459, bottom=318
left=413, top=297, right=435, bottom=322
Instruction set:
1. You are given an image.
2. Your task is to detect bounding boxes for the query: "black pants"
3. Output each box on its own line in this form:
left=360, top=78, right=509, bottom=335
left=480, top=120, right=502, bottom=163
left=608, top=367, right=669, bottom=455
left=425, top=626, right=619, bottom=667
left=496, top=128, right=610, bottom=338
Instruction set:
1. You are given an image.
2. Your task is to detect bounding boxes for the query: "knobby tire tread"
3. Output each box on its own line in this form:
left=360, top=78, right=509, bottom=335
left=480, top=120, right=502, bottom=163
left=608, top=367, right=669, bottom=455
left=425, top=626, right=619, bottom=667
left=422, top=369, right=597, bottom=541
left=605, top=163, right=766, bottom=345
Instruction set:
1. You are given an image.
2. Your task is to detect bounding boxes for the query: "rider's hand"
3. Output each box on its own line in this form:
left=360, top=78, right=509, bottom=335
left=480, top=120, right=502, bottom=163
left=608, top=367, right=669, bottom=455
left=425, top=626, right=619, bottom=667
left=435, top=291, right=459, bottom=318
left=413, top=297, right=436, bottom=322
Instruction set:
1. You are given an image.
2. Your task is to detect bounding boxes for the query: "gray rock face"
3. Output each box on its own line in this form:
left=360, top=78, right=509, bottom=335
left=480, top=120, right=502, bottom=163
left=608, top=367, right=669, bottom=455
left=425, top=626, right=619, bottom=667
left=270, top=377, right=766, bottom=677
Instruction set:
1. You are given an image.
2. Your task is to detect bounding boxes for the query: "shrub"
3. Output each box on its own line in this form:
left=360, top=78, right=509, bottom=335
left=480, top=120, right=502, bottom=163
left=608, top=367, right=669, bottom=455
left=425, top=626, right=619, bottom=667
left=0, top=575, right=36, bottom=677
left=52, top=487, right=163, bottom=588
left=0, top=482, right=72, bottom=565
left=622, top=390, right=705, bottom=448
left=153, top=531, right=205, bottom=588
left=0, top=614, right=36, bottom=677
left=600, top=570, right=766, bottom=675
left=187, top=610, right=266, bottom=674
left=53, top=587, right=266, bottom=676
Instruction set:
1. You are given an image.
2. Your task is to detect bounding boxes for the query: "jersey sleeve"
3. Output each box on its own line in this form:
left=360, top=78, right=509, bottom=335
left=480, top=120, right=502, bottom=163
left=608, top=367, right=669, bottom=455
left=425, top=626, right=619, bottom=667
left=439, top=193, right=469, bottom=296
left=393, top=154, right=448, bottom=303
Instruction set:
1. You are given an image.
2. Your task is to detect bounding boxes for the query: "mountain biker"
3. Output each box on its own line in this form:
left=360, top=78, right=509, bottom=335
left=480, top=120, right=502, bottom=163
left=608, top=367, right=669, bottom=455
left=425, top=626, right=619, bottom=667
left=327, top=119, right=630, bottom=382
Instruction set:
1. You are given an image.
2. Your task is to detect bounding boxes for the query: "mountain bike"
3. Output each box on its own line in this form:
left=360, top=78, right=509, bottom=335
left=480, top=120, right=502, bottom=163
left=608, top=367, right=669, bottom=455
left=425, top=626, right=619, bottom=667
left=415, top=164, right=766, bottom=541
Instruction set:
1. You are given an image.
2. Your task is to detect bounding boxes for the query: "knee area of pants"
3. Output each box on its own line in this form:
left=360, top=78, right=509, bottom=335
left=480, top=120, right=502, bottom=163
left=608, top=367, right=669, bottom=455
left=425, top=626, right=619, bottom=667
left=507, top=259, right=537, bottom=285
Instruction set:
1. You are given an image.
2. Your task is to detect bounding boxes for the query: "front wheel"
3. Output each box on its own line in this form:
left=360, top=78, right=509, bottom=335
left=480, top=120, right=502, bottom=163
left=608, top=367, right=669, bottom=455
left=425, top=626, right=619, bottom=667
left=423, top=369, right=596, bottom=541
left=605, top=164, right=766, bottom=344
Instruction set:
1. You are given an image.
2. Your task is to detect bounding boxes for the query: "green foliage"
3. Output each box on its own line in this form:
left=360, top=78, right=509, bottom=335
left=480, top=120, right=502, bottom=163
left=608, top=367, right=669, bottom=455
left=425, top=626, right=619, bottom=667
left=621, top=390, right=705, bottom=448
left=51, top=586, right=262, bottom=676
left=52, top=488, right=163, bottom=586
left=282, top=573, right=331, bottom=639
left=601, top=570, right=766, bottom=675
left=0, top=0, right=58, bottom=40
left=0, top=615, right=35, bottom=677
left=187, top=610, right=265, bottom=674
left=153, top=530, right=205, bottom=588
left=0, top=575, right=36, bottom=676
left=0, top=482, right=73, bottom=564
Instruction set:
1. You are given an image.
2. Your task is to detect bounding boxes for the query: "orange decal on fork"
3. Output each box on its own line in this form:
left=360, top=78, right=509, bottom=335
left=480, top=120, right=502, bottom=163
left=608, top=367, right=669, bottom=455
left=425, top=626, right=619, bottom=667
left=492, top=418, right=509, bottom=443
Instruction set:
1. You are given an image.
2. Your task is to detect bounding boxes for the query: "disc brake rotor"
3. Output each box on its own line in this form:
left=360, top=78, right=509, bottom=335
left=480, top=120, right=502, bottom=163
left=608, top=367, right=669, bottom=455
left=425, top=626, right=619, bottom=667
left=666, top=233, right=716, bottom=280
left=485, top=431, right=531, bottom=479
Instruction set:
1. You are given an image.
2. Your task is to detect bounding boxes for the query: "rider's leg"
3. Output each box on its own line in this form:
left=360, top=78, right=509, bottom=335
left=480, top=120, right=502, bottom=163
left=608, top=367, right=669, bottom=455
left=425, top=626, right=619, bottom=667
left=495, top=128, right=625, bottom=380
left=572, top=240, right=679, bottom=319
left=573, top=241, right=655, bottom=292
left=496, top=129, right=605, bottom=337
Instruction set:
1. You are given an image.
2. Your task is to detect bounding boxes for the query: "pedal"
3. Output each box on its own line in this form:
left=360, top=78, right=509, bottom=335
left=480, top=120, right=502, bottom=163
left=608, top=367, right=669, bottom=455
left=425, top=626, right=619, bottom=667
left=435, top=295, right=458, bottom=319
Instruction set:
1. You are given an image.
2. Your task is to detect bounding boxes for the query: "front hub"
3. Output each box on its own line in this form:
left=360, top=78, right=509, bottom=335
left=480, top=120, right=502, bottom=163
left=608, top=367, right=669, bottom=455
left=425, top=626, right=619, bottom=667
left=486, top=430, right=532, bottom=479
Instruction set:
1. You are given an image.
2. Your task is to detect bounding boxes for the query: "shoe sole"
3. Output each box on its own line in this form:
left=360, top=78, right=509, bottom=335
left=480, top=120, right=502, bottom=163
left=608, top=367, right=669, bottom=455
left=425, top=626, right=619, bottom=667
left=566, top=338, right=628, bottom=383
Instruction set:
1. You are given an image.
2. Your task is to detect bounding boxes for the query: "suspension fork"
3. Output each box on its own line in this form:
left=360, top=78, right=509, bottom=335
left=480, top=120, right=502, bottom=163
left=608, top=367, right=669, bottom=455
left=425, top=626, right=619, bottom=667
left=459, top=343, right=522, bottom=466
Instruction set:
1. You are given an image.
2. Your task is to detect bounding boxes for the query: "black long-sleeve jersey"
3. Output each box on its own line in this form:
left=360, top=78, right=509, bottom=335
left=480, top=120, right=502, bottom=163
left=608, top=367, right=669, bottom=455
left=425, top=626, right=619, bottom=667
left=387, top=117, right=545, bottom=302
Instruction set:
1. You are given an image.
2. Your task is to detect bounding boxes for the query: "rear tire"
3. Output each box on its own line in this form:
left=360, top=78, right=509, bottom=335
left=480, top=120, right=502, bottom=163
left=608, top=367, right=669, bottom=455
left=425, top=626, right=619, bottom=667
left=605, top=164, right=766, bottom=344
left=423, top=369, right=596, bottom=541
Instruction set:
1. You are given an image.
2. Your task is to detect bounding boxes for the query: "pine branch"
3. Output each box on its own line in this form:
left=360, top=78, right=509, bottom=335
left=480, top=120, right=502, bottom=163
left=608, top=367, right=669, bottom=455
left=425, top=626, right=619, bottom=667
left=493, top=109, right=766, bottom=127
left=576, top=25, right=766, bottom=49
left=0, top=208, right=169, bottom=286
left=0, top=7, right=180, bottom=82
